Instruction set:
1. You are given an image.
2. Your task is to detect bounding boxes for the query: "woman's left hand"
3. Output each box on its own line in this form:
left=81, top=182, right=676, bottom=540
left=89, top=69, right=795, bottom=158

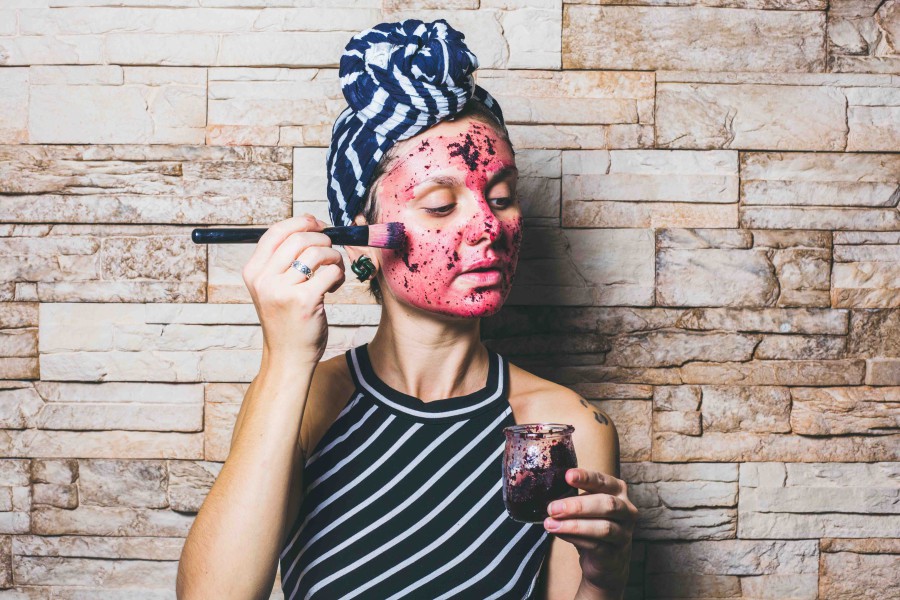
left=543, top=468, right=638, bottom=597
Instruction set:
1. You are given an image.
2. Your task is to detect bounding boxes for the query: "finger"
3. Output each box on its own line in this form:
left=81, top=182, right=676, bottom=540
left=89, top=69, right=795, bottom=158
left=547, top=493, right=633, bottom=522
left=300, top=262, right=347, bottom=297
left=565, top=469, right=625, bottom=496
left=281, top=246, right=344, bottom=283
left=263, top=231, right=334, bottom=279
left=544, top=517, right=629, bottom=547
left=246, top=215, right=321, bottom=274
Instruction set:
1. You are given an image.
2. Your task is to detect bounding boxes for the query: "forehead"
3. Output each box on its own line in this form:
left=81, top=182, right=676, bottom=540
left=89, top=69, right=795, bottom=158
left=389, top=117, right=514, bottom=168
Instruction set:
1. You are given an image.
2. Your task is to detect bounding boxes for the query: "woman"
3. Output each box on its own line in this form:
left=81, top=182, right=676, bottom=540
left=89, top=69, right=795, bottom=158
left=177, top=19, right=636, bottom=600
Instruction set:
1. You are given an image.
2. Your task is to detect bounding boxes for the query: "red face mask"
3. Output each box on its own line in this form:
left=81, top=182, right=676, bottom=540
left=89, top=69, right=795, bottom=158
left=375, top=119, right=524, bottom=318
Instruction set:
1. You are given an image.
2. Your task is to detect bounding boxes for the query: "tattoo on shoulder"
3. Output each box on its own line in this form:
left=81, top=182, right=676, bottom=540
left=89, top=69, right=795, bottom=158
left=578, top=397, right=609, bottom=426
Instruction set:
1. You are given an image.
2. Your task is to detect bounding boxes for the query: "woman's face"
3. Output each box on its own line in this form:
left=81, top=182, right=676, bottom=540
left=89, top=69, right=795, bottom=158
left=374, top=117, right=523, bottom=318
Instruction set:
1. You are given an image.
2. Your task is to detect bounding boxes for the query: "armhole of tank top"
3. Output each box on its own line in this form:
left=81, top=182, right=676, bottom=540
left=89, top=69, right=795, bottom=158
left=304, top=383, right=361, bottom=466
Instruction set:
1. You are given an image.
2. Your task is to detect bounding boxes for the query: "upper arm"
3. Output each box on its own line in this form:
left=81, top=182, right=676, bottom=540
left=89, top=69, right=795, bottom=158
left=538, top=390, right=620, bottom=600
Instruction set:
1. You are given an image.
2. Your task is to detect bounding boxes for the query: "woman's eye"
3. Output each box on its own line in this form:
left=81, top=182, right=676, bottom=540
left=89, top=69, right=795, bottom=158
left=424, top=205, right=454, bottom=215
left=491, top=197, right=514, bottom=208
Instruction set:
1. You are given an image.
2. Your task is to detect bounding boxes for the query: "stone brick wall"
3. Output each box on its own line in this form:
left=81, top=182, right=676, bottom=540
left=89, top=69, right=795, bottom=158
left=1, top=1, right=898, bottom=598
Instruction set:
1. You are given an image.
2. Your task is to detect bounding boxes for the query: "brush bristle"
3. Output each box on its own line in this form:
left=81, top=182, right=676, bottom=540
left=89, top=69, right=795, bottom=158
left=366, top=222, right=407, bottom=249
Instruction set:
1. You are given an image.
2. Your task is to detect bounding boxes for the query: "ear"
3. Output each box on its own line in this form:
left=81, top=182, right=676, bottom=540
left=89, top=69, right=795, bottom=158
left=343, top=212, right=381, bottom=276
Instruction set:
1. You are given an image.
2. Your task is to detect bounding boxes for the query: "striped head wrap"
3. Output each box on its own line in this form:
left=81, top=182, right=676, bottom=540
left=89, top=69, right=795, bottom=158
left=325, top=18, right=506, bottom=227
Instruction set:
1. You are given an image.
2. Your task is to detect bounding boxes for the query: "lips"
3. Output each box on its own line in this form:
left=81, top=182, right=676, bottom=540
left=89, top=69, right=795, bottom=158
left=463, top=259, right=503, bottom=273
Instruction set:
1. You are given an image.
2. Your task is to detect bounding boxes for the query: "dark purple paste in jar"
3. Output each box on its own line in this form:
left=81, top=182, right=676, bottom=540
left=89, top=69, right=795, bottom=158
left=503, top=425, right=579, bottom=523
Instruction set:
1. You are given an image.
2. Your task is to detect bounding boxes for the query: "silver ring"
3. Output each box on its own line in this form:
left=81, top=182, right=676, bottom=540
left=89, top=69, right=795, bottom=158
left=290, top=260, right=314, bottom=280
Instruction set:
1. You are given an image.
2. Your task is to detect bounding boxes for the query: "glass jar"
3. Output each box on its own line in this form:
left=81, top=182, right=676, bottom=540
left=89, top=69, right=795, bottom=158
left=501, top=423, right=578, bottom=523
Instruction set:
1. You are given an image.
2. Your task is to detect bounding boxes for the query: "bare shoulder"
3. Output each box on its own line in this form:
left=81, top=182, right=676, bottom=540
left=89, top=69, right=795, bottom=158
left=300, top=351, right=356, bottom=459
left=507, top=360, right=619, bottom=478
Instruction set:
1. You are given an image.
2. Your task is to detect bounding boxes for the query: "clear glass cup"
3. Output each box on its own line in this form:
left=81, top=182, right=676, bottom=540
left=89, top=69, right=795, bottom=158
left=502, top=423, right=579, bottom=523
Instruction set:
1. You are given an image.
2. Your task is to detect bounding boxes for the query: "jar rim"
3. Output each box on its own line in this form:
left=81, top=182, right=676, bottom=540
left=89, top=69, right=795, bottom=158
left=503, top=423, right=574, bottom=438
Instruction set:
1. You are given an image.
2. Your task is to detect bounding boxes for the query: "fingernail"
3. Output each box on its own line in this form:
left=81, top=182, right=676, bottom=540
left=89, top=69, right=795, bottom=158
left=548, top=501, right=562, bottom=516
left=570, top=471, right=580, bottom=482
left=545, top=517, right=561, bottom=531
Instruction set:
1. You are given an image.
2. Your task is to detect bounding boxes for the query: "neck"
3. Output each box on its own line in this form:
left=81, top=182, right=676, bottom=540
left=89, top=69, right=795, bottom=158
left=366, top=298, right=490, bottom=403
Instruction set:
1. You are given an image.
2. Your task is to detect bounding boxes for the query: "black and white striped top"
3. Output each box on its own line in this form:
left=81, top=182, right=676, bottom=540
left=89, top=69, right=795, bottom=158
left=279, top=343, right=551, bottom=600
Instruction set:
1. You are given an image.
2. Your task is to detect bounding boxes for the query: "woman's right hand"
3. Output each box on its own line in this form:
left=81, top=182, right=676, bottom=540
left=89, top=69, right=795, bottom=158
left=242, top=214, right=346, bottom=370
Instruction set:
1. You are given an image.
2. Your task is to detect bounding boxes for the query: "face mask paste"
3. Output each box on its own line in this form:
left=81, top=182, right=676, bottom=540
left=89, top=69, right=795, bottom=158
left=376, top=120, right=524, bottom=318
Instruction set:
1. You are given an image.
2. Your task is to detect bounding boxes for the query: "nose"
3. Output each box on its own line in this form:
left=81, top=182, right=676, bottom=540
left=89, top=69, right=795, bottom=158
left=465, top=202, right=502, bottom=245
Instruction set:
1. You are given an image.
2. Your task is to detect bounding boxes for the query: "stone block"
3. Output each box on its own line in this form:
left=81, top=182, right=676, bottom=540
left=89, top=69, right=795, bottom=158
left=867, top=358, right=900, bottom=385
left=739, top=462, right=900, bottom=538
left=657, top=248, right=779, bottom=307
left=28, top=68, right=205, bottom=144
left=790, top=386, right=900, bottom=434
left=848, top=309, right=900, bottom=358
left=168, top=460, right=222, bottom=513
left=564, top=5, right=824, bottom=72
left=0, top=68, right=28, bottom=143
left=609, top=331, right=758, bottom=368
left=477, top=70, right=654, bottom=124
left=208, top=68, right=342, bottom=146
left=653, top=431, right=899, bottom=462
left=0, top=145, right=292, bottom=226
left=680, top=359, right=865, bottom=385
left=77, top=460, right=167, bottom=508
left=770, top=248, right=832, bottom=307
left=819, top=537, right=900, bottom=600
left=32, top=506, right=192, bottom=539
left=675, top=307, right=847, bottom=334
left=633, top=506, right=736, bottom=540
left=652, top=410, right=701, bottom=435
left=658, top=82, right=844, bottom=150
left=0, top=430, right=203, bottom=459
left=743, top=207, right=900, bottom=230
left=562, top=150, right=738, bottom=228
left=701, top=385, right=792, bottom=433
left=741, top=151, right=900, bottom=207
left=828, top=0, right=900, bottom=74
left=32, top=459, right=77, bottom=485
left=564, top=200, right=737, bottom=228
left=755, top=334, right=846, bottom=359
left=507, top=227, right=655, bottom=306
left=383, top=6, right=561, bottom=70
left=0, top=35, right=104, bottom=66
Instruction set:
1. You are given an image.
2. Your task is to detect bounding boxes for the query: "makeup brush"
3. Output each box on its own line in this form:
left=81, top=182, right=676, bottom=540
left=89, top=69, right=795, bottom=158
left=191, top=222, right=406, bottom=249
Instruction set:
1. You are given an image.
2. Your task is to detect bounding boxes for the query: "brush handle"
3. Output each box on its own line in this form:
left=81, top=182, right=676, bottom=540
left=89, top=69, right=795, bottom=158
left=191, top=226, right=370, bottom=246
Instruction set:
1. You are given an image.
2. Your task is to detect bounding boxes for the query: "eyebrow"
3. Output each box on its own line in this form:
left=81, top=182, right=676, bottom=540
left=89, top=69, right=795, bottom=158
left=415, top=165, right=518, bottom=193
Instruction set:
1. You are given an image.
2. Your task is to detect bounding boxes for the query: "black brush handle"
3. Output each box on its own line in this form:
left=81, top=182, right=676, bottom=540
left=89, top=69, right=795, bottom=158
left=191, top=226, right=370, bottom=246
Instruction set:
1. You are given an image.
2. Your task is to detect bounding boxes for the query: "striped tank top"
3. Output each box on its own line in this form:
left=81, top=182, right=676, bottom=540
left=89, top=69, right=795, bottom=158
left=279, top=343, right=551, bottom=600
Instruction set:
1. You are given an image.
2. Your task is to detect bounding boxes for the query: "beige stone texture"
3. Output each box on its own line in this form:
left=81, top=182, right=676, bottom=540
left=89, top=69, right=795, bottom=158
left=790, top=386, right=900, bottom=434
left=818, top=538, right=900, bottom=599
left=739, top=462, right=900, bottom=538
left=0, top=145, right=292, bottom=225
left=658, top=82, right=845, bottom=151
left=833, top=231, right=900, bottom=307
left=657, top=248, right=779, bottom=307
left=506, top=227, right=655, bottom=306
left=564, top=5, right=825, bottom=71
left=477, top=70, right=654, bottom=124
left=653, top=431, right=899, bottom=462
left=701, top=385, right=792, bottom=433
left=828, top=0, right=900, bottom=74
left=741, top=151, right=900, bottom=207
left=867, top=358, right=900, bottom=385
left=680, top=359, right=866, bottom=385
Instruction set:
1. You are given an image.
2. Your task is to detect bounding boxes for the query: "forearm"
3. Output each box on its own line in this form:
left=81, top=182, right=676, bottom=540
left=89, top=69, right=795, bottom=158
left=176, top=362, right=314, bottom=600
